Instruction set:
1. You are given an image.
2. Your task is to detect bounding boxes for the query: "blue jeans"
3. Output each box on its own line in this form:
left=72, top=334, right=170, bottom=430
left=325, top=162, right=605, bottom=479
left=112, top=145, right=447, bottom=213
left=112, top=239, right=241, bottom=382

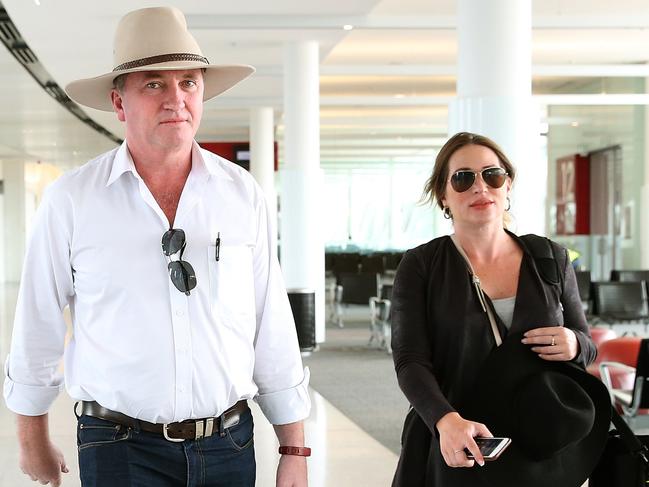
left=77, top=409, right=256, bottom=487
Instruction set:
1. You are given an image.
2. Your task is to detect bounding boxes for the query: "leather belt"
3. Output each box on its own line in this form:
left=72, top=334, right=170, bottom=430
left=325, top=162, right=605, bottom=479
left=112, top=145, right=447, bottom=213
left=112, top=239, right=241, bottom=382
left=79, top=400, right=248, bottom=442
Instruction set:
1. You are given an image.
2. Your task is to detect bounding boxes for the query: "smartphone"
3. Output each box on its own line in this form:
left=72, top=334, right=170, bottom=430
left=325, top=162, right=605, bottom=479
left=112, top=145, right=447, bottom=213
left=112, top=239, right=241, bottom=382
left=465, top=437, right=512, bottom=461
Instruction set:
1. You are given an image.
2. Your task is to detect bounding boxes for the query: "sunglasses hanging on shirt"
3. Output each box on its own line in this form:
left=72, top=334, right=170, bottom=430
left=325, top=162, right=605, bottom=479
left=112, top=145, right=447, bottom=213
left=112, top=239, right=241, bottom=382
left=450, top=167, right=508, bottom=193
left=161, top=228, right=197, bottom=296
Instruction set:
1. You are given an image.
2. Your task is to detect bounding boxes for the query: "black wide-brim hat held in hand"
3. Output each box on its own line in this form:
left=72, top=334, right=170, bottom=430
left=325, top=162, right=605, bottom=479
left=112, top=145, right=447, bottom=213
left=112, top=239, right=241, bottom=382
left=460, top=331, right=611, bottom=487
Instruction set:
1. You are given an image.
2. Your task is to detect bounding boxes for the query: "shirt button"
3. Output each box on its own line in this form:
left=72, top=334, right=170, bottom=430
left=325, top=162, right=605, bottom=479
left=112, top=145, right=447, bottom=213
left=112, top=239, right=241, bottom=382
left=178, top=386, right=184, bottom=392
left=176, top=310, right=184, bottom=316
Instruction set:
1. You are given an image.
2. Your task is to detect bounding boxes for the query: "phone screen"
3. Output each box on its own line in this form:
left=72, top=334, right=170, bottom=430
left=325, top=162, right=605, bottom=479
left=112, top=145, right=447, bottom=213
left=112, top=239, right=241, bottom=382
left=465, top=437, right=511, bottom=460
left=475, top=438, right=505, bottom=456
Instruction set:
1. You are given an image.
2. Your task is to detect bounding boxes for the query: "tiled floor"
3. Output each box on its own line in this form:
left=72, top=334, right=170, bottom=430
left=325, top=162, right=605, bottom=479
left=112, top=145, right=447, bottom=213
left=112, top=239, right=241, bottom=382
left=0, top=283, right=398, bottom=486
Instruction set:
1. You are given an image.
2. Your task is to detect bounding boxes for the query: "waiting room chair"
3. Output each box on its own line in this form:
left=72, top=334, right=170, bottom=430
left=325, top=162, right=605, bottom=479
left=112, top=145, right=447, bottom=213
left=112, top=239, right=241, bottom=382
left=588, top=335, right=637, bottom=390
left=332, top=253, right=361, bottom=283
left=589, top=327, right=618, bottom=348
left=333, top=272, right=381, bottom=328
left=575, top=270, right=592, bottom=314
left=360, top=254, right=385, bottom=274
left=326, top=253, right=361, bottom=321
left=599, top=337, right=649, bottom=427
left=591, top=281, right=649, bottom=329
left=610, top=270, right=649, bottom=283
left=369, top=284, right=393, bottom=353
left=611, top=270, right=649, bottom=305
left=383, top=252, right=404, bottom=277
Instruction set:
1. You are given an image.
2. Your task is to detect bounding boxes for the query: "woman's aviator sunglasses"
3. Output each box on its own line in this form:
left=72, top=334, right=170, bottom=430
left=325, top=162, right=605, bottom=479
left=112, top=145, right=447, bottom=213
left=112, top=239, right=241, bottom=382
left=450, top=167, right=509, bottom=193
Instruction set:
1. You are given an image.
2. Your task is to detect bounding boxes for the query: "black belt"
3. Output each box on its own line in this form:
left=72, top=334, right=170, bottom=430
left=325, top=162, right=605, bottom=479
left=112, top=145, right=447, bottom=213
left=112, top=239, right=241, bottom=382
left=79, top=400, right=248, bottom=442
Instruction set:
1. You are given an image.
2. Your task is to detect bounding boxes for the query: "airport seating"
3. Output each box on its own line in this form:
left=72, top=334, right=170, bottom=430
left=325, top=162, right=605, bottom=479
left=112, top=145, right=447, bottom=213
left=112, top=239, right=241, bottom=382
left=333, top=272, right=381, bottom=328
left=369, top=283, right=393, bottom=353
left=589, top=327, right=617, bottom=347
left=588, top=335, right=635, bottom=390
left=360, top=254, right=385, bottom=274
left=590, top=281, right=649, bottom=329
left=610, top=269, right=649, bottom=304
left=610, top=269, right=649, bottom=283
left=599, top=337, right=649, bottom=426
left=575, top=270, right=592, bottom=314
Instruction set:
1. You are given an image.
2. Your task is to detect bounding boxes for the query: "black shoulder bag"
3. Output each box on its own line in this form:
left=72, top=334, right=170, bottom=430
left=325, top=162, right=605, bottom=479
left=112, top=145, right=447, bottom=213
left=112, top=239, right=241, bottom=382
left=590, top=407, right=649, bottom=486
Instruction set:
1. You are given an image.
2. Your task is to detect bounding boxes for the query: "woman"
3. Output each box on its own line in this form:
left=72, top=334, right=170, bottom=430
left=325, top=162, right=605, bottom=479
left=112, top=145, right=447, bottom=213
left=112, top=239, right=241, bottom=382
left=391, top=132, right=597, bottom=486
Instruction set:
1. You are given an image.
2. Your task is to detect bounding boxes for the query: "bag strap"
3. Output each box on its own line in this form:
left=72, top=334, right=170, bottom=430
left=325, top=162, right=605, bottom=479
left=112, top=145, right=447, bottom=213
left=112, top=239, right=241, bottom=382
left=610, top=405, right=649, bottom=463
left=519, top=234, right=565, bottom=294
left=450, top=234, right=502, bottom=347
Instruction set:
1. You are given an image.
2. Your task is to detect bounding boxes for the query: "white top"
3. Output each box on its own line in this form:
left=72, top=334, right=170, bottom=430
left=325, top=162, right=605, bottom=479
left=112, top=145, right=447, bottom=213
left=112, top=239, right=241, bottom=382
left=492, top=296, right=516, bottom=329
left=3, top=141, right=310, bottom=425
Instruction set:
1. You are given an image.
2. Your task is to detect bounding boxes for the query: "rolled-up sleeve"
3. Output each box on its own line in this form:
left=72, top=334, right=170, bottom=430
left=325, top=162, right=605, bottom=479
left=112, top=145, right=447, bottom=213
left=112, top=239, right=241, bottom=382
left=250, top=188, right=311, bottom=425
left=3, top=186, right=73, bottom=416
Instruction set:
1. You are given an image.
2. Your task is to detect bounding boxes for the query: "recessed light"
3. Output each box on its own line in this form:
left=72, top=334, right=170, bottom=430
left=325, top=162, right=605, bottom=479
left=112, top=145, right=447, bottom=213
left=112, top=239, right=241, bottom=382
left=394, top=94, right=405, bottom=99
left=342, top=24, right=354, bottom=31
left=34, top=0, right=41, bottom=5
left=571, top=121, right=579, bottom=127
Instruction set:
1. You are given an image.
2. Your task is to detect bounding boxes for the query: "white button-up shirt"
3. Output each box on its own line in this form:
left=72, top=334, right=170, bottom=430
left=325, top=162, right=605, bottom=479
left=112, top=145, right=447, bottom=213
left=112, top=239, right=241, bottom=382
left=3, top=141, right=310, bottom=425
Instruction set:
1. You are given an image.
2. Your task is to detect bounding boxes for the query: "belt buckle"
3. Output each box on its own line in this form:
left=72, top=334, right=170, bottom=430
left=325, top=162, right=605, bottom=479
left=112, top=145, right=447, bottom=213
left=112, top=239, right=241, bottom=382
left=162, top=423, right=186, bottom=443
left=163, top=418, right=215, bottom=442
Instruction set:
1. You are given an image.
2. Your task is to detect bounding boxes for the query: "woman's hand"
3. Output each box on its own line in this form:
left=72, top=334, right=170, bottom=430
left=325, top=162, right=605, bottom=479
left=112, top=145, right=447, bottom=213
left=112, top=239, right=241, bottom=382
left=522, top=326, right=579, bottom=361
left=436, top=412, right=492, bottom=468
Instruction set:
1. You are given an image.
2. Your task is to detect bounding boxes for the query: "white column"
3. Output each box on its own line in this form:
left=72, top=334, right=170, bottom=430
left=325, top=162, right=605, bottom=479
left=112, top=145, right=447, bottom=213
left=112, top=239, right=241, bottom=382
left=2, top=159, right=26, bottom=283
left=641, top=103, right=649, bottom=268
left=281, top=41, right=325, bottom=343
left=450, top=0, right=544, bottom=235
left=249, top=107, right=277, bottom=233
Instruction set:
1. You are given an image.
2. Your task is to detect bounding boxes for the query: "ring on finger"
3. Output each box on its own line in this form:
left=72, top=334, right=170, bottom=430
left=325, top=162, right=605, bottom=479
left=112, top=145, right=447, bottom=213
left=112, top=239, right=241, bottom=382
left=551, top=336, right=555, bottom=346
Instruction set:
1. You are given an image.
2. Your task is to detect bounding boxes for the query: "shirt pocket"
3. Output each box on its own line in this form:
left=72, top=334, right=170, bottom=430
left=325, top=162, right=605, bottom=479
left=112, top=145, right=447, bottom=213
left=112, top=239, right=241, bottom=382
left=207, top=245, right=256, bottom=329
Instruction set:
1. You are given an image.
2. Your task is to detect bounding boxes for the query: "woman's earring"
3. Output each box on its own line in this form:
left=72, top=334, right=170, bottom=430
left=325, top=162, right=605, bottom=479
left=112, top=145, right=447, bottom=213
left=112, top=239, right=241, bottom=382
left=443, top=206, right=452, bottom=219
left=505, top=196, right=511, bottom=212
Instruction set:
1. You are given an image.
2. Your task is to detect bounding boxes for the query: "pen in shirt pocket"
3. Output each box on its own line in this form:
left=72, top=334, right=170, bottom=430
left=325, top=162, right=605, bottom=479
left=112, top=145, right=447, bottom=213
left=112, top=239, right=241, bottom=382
left=215, top=232, right=221, bottom=261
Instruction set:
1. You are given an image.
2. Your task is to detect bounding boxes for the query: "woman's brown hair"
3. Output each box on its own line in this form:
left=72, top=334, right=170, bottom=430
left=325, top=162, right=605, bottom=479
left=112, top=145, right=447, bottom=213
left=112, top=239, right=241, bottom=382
left=422, top=132, right=516, bottom=210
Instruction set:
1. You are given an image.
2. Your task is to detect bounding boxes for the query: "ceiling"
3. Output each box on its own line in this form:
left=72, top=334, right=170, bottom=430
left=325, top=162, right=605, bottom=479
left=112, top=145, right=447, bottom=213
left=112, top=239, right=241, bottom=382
left=1, top=0, right=649, bottom=171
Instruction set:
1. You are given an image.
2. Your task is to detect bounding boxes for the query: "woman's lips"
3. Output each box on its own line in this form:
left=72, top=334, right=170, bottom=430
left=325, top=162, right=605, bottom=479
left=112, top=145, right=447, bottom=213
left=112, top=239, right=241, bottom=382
left=470, top=200, right=494, bottom=208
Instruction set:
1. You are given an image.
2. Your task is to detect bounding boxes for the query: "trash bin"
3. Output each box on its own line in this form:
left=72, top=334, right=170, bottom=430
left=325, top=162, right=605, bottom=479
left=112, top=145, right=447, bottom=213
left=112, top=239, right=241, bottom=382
left=287, top=289, right=316, bottom=352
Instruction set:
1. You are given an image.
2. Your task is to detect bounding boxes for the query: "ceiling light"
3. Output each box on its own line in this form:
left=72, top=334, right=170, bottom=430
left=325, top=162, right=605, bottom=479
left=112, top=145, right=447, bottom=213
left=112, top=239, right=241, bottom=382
left=34, top=0, right=41, bottom=5
left=394, top=94, right=405, bottom=99
left=571, top=121, right=579, bottom=127
left=342, top=24, right=354, bottom=31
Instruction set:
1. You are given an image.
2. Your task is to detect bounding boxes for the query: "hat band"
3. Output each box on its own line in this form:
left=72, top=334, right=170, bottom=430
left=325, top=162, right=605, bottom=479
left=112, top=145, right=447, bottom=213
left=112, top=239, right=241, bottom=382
left=113, top=53, right=209, bottom=72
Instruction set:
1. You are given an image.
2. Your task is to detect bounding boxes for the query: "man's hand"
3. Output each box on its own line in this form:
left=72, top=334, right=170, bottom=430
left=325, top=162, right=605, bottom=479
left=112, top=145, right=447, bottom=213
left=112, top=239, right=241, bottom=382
left=273, top=421, right=308, bottom=487
left=276, top=454, right=307, bottom=487
left=16, top=413, right=69, bottom=486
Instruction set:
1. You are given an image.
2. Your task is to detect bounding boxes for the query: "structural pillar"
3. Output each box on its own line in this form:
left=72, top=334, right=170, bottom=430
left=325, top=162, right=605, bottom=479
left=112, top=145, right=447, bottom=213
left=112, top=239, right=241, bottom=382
left=249, top=107, right=277, bottom=233
left=641, top=102, right=649, bottom=268
left=281, top=41, right=325, bottom=344
left=2, top=159, right=25, bottom=283
left=450, top=0, right=544, bottom=235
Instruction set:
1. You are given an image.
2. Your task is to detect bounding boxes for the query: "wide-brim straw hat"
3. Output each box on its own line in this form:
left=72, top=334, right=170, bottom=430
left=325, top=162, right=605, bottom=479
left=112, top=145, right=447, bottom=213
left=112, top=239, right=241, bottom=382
left=65, top=6, right=254, bottom=111
left=459, top=332, right=611, bottom=487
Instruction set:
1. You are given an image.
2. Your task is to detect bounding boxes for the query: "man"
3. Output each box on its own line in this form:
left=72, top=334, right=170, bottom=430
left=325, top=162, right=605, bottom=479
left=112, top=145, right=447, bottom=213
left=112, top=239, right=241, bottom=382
left=3, top=6, right=311, bottom=487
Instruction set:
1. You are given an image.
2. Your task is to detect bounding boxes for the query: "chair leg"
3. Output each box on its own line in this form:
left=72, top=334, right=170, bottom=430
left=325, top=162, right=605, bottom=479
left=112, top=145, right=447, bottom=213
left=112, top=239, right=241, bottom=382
left=334, top=285, right=344, bottom=328
left=368, top=298, right=378, bottom=347
left=383, top=320, right=392, bottom=354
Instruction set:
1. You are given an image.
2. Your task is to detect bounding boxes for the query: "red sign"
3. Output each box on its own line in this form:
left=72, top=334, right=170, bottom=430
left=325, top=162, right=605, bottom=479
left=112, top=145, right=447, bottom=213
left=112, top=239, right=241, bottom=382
left=556, top=154, right=590, bottom=235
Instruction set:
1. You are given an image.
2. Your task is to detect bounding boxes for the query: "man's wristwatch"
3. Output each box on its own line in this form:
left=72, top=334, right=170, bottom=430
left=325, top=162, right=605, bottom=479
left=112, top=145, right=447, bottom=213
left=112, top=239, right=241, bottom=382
left=278, top=446, right=312, bottom=457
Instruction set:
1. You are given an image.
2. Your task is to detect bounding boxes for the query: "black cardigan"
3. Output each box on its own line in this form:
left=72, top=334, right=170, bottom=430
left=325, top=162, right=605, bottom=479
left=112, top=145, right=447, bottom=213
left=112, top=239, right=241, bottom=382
left=391, top=232, right=596, bottom=487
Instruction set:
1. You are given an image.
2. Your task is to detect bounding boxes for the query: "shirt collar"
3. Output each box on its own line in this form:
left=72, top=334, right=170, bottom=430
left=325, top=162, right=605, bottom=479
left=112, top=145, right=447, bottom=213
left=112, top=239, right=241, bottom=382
left=106, top=142, right=137, bottom=187
left=106, top=140, right=233, bottom=187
